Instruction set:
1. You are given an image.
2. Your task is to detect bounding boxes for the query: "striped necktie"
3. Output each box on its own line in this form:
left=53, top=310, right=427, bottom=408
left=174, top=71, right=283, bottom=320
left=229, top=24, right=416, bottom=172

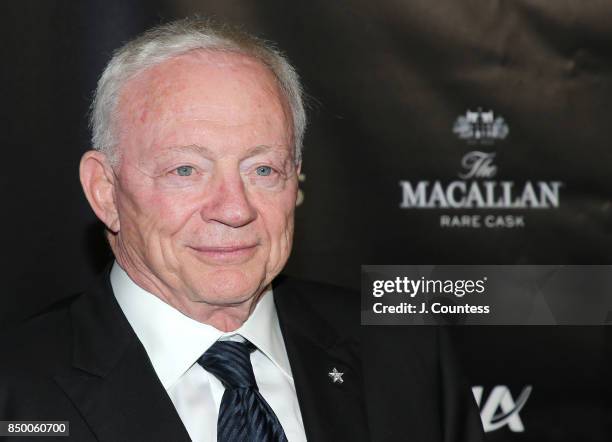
left=198, top=340, right=289, bottom=442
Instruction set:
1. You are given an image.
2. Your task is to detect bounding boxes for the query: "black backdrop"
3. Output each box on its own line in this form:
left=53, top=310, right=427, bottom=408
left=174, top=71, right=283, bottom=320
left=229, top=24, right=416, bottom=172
left=2, top=1, right=612, bottom=440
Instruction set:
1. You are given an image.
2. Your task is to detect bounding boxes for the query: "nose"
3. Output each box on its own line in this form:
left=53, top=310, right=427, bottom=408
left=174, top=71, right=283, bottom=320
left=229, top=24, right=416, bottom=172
left=200, top=169, right=257, bottom=228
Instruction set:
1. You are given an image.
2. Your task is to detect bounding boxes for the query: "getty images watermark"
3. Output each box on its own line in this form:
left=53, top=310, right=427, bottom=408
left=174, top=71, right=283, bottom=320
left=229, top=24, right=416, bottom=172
left=361, top=265, right=612, bottom=325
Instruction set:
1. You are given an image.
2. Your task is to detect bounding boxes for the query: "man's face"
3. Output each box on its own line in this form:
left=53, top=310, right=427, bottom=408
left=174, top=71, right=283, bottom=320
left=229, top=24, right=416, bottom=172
left=111, top=50, right=298, bottom=309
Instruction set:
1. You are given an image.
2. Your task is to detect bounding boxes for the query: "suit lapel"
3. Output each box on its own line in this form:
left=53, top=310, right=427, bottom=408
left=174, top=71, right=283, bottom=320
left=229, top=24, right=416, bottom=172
left=273, top=277, right=370, bottom=442
left=54, top=272, right=191, bottom=442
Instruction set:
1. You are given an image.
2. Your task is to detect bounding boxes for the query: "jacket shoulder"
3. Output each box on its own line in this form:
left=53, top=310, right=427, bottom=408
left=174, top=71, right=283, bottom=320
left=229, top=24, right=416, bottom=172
left=0, top=294, right=80, bottom=376
left=0, top=294, right=84, bottom=420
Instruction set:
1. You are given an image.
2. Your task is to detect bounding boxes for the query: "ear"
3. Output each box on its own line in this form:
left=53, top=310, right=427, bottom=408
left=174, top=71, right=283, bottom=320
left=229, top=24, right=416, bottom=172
left=79, top=150, right=120, bottom=233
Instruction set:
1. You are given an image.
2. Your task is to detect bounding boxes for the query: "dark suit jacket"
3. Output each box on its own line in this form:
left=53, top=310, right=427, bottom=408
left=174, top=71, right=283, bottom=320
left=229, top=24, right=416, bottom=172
left=0, top=271, right=483, bottom=442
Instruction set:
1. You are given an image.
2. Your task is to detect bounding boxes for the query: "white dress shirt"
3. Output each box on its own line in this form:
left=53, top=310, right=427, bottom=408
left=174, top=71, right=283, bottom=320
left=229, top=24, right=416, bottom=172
left=110, top=262, right=307, bottom=442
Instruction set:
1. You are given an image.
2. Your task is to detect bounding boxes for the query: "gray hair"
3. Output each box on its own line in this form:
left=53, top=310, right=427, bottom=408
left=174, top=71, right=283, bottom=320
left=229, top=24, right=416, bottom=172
left=90, top=17, right=306, bottom=165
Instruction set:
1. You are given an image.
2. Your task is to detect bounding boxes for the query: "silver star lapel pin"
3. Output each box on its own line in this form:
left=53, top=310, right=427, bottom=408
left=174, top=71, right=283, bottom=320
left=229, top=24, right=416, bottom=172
left=328, top=367, right=344, bottom=384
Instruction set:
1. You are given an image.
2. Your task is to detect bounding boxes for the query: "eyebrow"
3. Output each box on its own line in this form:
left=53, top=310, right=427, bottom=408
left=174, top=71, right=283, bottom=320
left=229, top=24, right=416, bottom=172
left=155, top=144, right=291, bottom=160
left=243, top=144, right=291, bottom=159
left=160, top=144, right=215, bottom=157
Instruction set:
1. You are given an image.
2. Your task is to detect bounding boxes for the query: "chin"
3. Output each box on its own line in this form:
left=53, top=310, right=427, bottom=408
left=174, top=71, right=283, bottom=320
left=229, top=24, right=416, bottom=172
left=189, top=267, right=267, bottom=306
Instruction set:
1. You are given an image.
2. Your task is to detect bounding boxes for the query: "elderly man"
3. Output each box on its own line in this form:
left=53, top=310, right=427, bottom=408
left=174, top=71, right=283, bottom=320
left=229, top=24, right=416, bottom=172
left=0, top=18, right=483, bottom=442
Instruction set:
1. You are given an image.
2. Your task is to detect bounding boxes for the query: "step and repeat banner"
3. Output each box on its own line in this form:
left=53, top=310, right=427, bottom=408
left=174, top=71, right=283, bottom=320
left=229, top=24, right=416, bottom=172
left=3, top=1, right=611, bottom=440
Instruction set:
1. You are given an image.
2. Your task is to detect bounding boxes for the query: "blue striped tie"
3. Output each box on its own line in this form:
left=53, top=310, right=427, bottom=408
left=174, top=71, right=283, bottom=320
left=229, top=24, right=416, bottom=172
left=198, top=340, right=289, bottom=442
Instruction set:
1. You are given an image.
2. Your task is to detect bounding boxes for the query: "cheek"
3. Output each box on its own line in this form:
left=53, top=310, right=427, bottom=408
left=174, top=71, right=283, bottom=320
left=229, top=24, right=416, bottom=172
left=117, top=182, right=200, bottom=244
left=258, top=192, right=297, bottom=266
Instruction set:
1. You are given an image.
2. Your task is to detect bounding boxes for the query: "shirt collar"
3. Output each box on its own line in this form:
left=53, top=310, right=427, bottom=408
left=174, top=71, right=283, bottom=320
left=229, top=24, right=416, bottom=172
left=110, top=262, right=292, bottom=390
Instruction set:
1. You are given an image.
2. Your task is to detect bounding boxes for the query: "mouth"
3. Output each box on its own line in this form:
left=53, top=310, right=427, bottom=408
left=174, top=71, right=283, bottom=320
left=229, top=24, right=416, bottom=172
left=188, top=244, right=259, bottom=264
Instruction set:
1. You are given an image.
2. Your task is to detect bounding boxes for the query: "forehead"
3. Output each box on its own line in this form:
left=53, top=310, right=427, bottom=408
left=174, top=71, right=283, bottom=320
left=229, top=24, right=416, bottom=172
left=116, top=50, right=292, bottom=157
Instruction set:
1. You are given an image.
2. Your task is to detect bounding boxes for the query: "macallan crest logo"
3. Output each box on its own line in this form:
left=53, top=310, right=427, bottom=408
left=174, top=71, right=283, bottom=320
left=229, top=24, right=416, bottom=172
left=453, top=108, right=509, bottom=144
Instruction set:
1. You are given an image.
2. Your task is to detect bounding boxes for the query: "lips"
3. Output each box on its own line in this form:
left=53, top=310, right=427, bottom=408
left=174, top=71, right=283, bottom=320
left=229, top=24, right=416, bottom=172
left=188, top=244, right=259, bottom=264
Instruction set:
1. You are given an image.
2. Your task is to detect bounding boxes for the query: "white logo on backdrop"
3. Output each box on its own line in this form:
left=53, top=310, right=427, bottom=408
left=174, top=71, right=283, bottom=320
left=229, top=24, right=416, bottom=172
left=458, top=151, right=497, bottom=179
left=453, top=109, right=509, bottom=144
left=398, top=109, right=563, bottom=228
left=472, top=385, right=533, bottom=432
left=398, top=152, right=561, bottom=210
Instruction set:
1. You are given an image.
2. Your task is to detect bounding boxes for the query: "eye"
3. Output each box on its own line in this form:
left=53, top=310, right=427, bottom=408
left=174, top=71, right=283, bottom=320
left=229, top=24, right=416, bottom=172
left=256, top=165, right=273, bottom=176
left=175, top=165, right=194, bottom=176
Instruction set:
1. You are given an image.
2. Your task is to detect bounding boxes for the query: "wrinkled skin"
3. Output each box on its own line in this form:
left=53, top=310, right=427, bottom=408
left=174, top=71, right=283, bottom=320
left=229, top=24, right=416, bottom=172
left=80, top=50, right=300, bottom=331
